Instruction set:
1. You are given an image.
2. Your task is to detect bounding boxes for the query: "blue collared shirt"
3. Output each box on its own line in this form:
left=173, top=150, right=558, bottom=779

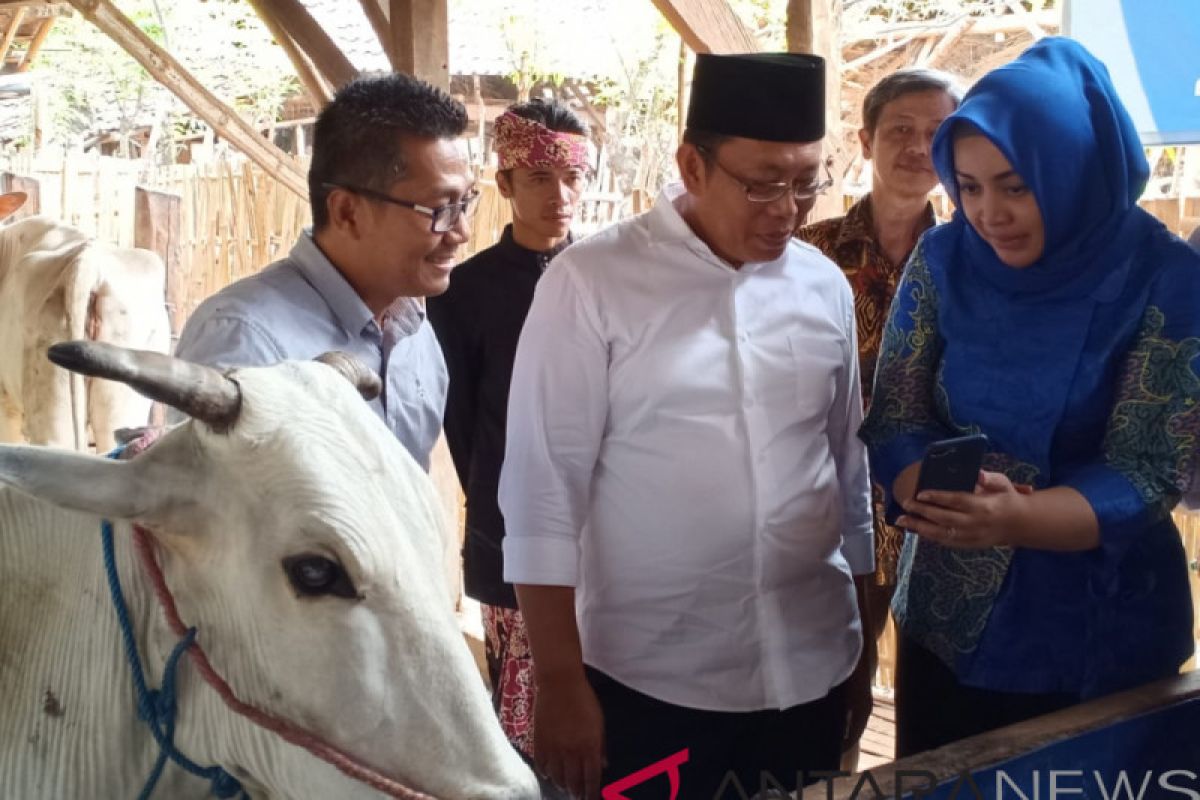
left=174, top=232, right=447, bottom=470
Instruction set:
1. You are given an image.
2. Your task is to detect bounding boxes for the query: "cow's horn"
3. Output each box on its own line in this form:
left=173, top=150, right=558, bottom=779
left=314, top=351, right=382, bottom=401
left=47, top=341, right=242, bottom=431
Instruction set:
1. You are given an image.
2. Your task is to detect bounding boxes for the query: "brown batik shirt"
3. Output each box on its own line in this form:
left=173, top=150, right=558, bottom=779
left=796, top=194, right=938, bottom=585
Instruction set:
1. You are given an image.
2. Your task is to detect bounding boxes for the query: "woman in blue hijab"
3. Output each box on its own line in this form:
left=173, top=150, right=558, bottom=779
left=861, top=36, right=1200, bottom=756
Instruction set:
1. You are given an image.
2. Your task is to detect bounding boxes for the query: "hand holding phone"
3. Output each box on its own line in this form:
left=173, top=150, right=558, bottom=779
left=914, top=434, right=989, bottom=495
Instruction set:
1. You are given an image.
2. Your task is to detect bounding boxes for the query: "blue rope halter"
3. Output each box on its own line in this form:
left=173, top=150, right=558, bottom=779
left=101, top=450, right=245, bottom=799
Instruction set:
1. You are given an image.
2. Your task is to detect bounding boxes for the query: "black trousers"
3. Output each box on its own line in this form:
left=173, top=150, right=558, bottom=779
left=894, top=633, right=1079, bottom=758
left=586, top=666, right=845, bottom=799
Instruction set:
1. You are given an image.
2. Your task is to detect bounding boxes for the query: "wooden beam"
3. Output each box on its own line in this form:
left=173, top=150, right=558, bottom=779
left=16, top=15, right=51, bottom=71
left=0, top=6, right=26, bottom=67
left=1003, top=0, right=1048, bottom=40
left=785, top=0, right=841, bottom=221
left=786, top=0, right=811, bottom=53
left=252, top=0, right=332, bottom=109
left=810, top=0, right=841, bottom=223
left=0, top=1, right=68, bottom=12
left=471, top=73, right=483, bottom=165
left=389, top=0, right=449, bottom=88
left=649, top=0, right=757, bottom=55
left=247, top=0, right=357, bottom=90
left=134, top=187, right=182, bottom=335
left=66, top=0, right=308, bottom=200
left=921, top=16, right=973, bottom=68
left=563, top=79, right=607, bottom=136
left=851, top=10, right=1058, bottom=42
left=357, top=0, right=395, bottom=68
left=676, top=38, right=687, bottom=143
left=844, top=34, right=917, bottom=72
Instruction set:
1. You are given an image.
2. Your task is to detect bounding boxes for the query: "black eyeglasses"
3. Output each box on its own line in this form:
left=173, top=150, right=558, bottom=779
left=322, top=183, right=481, bottom=233
left=696, top=148, right=834, bottom=203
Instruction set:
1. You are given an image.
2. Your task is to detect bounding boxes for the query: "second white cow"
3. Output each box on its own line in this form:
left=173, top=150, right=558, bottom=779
left=0, top=192, right=170, bottom=451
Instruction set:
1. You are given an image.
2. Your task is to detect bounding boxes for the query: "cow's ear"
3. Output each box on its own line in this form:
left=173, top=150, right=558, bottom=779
left=0, top=191, right=26, bottom=221
left=0, top=444, right=184, bottom=520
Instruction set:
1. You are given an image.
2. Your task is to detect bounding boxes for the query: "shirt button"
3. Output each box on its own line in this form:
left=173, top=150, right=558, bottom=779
left=744, top=396, right=756, bottom=408
left=738, top=330, right=749, bottom=343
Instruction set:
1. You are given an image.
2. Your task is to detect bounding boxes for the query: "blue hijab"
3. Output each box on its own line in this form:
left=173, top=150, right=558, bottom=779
left=921, top=37, right=1161, bottom=474
left=929, top=36, right=1155, bottom=298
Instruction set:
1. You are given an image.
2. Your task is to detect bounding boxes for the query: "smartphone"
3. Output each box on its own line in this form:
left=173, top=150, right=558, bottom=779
left=915, top=434, right=989, bottom=494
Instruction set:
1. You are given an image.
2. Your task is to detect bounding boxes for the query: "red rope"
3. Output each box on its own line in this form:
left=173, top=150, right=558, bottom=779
left=131, top=525, right=438, bottom=800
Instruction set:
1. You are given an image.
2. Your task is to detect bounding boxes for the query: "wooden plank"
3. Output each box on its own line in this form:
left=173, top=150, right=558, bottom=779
left=357, top=0, right=395, bottom=68
left=66, top=0, right=308, bottom=200
left=247, top=0, right=356, bottom=90
left=830, top=671, right=1200, bottom=799
left=134, top=186, right=183, bottom=335
left=251, top=0, right=332, bottom=109
left=649, top=0, right=756, bottom=55
left=16, top=14, right=51, bottom=71
left=389, top=0, right=449, bottom=89
left=0, top=7, right=27, bottom=67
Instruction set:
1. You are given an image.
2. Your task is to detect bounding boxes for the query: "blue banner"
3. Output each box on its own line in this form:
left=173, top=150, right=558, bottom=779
left=1066, top=0, right=1200, bottom=145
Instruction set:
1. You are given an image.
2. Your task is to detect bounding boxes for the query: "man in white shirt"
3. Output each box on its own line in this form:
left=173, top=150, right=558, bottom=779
left=499, top=53, right=875, bottom=799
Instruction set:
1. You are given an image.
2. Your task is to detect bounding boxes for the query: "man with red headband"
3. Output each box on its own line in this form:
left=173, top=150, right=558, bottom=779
left=427, top=98, right=591, bottom=760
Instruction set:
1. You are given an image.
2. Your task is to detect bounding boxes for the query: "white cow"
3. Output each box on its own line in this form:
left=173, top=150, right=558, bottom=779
left=0, top=192, right=171, bottom=451
left=0, top=342, right=540, bottom=799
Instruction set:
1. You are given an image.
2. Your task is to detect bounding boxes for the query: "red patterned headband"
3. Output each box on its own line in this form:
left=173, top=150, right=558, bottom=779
left=494, top=110, right=591, bottom=171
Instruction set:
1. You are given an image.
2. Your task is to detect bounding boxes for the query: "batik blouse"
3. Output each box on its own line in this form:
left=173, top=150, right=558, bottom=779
left=860, top=37, right=1200, bottom=699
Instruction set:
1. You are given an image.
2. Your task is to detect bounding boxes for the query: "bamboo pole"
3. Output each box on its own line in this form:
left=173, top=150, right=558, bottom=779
left=17, top=16, right=53, bottom=71
left=66, top=0, right=308, bottom=199
left=0, top=7, right=27, bottom=68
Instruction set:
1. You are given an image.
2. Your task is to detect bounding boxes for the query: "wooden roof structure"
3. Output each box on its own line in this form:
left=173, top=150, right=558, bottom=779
left=48, top=0, right=1057, bottom=209
left=53, top=0, right=769, bottom=203
left=0, top=1, right=67, bottom=74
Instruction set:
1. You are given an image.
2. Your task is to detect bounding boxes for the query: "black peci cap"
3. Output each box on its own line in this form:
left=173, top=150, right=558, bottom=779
left=685, top=52, right=826, bottom=143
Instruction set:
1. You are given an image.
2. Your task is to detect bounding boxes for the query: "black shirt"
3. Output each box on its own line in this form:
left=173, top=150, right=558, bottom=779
left=427, top=225, right=572, bottom=608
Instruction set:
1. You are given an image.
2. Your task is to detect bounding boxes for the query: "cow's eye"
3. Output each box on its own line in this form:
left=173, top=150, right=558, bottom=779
left=282, top=555, right=358, bottom=599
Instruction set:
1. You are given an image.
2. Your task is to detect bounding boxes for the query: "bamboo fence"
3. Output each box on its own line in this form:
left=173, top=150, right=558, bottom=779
left=145, top=159, right=309, bottom=329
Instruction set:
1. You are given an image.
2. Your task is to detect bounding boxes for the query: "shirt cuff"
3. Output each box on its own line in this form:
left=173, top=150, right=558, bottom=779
left=502, top=534, right=581, bottom=587
left=841, top=527, right=875, bottom=576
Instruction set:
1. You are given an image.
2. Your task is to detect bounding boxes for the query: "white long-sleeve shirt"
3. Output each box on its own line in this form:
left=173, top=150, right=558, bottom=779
left=499, top=184, right=874, bottom=712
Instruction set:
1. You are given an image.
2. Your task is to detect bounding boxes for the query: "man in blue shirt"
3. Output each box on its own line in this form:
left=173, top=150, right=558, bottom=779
left=175, top=72, right=478, bottom=470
